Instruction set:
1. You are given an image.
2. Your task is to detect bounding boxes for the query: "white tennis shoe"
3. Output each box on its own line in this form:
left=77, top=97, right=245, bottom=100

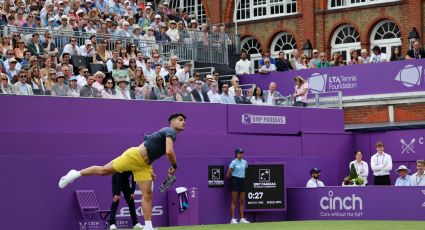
left=133, top=223, right=143, bottom=229
left=58, top=169, right=80, bottom=189
left=239, top=218, right=250, bottom=223
left=109, top=224, right=117, bottom=230
left=230, top=218, right=238, bottom=224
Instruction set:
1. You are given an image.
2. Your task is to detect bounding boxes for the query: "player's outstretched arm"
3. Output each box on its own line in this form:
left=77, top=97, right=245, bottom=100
left=165, top=136, right=177, bottom=175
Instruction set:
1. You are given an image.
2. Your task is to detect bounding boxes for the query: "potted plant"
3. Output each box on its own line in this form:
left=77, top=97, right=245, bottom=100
left=342, top=164, right=364, bottom=186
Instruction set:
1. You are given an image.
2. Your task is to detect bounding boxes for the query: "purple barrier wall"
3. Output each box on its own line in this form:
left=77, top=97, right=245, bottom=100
left=0, top=96, right=350, bottom=230
left=239, top=59, right=425, bottom=97
left=287, top=186, right=425, bottom=220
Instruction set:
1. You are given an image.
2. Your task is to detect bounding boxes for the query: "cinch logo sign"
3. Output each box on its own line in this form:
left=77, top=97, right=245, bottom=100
left=242, top=114, right=286, bottom=125
left=320, top=191, right=363, bottom=211
left=395, top=65, right=423, bottom=87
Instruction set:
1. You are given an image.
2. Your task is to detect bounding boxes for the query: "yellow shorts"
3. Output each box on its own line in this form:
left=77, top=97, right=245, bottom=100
left=111, top=147, right=153, bottom=181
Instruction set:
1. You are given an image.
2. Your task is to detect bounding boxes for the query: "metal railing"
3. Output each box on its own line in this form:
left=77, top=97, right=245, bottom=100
left=2, top=25, right=236, bottom=65
left=307, top=91, right=343, bottom=109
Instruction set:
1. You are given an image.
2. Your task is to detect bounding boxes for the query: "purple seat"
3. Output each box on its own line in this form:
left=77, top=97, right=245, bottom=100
left=75, top=190, right=110, bottom=220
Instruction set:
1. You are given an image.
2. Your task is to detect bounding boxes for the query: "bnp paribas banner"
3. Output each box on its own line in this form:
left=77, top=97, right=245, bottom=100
left=239, top=59, right=425, bottom=97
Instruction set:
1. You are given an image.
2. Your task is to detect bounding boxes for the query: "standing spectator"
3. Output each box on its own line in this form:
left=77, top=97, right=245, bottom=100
left=306, top=168, right=325, bottom=188
left=258, top=57, right=276, bottom=73
left=263, top=82, right=283, bottom=106
left=309, top=49, right=320, bottom=68
left=207, top=81, right=221, bottom=103
left=299, top=54, right=309, bottom=69
left=250, top=86, right=265, bottom=105
left=275, top=51, right=293, bottom=72
left=51, top=72, right=69, bottom=96
left=258, top=51, right=275, bottom=68
left=293, top=76, right=309, bottom=107
left=361, top=49, right=371, bottom=64
left=79, top=75, right=101, bottom=97
left=191, top=80, right=210, bottom=103
left=333, top=54, right=345, bottom=67
left=370, top=46, right=387, bottom=63
left=220, top=83, right=235, bottom=104
left=347, top=49, right=363, bottom=65
left=370, top=141, right=392, bottom=185
left=289, top=50, right=302, bottom=70
left=406, top=41, right=425, bottom=60
left=390, top=47, right=404, bottom=61
left=410, top=160, right=425, bottom=186
left=234, top=87, right=251, bottom=104
left=316, top=52, right=331, bottom=68
left=395, top=165, right=411, bottom=187
left=13, top=70, right=33, bottom=95
left=235, top=51, right=253, bottom=75
left=226, top=148, right=250, bottom=224
left=349, top=150, right=369, bottom=185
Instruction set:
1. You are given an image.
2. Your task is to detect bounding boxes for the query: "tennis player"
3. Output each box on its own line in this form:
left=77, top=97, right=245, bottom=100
left=58, top=113, right=186, bottom=230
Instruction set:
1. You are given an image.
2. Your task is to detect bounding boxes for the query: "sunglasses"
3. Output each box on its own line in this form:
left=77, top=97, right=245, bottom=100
left=19, top=75, right=27, bottom=78
left=157, top=79, right=163, bottom=81
left=50, top=73, right=56, bottom=75
left=117, top=62, right=123, bottom=64
left=1, top=78, right=7, bottom=81
left=106, top=81, right=113, bottom=84
left=172, top=78, right=178, bottom=81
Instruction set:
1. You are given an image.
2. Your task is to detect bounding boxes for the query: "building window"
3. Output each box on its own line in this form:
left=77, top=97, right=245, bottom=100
left=169, top=0, right=206, bottom=23
left=328, top=0, right=400, bottom=9
left=241, top=36, right=262, bottom=71
left=331, top=25, right=361, bottom=62
left=370, top=20, right=401, bottom=60
left=236, top=0, right=297, bottom=22
left=271, top=32, right=297, bottom=60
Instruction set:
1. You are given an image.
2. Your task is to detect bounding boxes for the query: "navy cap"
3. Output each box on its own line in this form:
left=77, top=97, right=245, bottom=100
left=310, top=168, right=321, bottom=174
left=235, top=148, right=245, bottom=154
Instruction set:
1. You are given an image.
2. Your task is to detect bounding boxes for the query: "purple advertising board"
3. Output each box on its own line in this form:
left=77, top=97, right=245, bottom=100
left=0, top=96, right=350, bottom=230
left=239, top=59, right=425, bottom=97
left=287, top=186, right=425, bottom=220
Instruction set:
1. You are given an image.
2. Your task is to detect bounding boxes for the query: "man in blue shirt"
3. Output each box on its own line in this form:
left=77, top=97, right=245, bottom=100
left=395, top=165, right=411, bottom=186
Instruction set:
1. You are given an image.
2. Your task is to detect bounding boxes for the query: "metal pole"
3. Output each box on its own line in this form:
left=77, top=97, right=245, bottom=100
left=234, top=0, right=239, bottom=36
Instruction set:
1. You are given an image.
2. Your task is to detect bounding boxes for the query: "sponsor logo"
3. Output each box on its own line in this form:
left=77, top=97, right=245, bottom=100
left=259, top=169, right=270, bottom=182
left=208, top=165, right=224, bottom=188
left=308, top=73, right=327, bottom=93
left=212, top=169, right=221, bottom=180
left=242, top=114, right=286, bottom=125
left=395, top=65, right=423, bottom=87
left=320, top=191, right=363, bottom=211
left=400, top=137, right=424, bottom=154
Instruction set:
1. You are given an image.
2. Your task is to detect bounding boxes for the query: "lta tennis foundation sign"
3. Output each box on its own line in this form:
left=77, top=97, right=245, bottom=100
left=319, top=191, right=363, bottom=218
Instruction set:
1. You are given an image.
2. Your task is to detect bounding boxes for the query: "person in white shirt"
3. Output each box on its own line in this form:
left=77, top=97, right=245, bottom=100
left=62, top=37, right=83, bottom=57
left=166, top=20, right=180, bottom=42
left=395, top=165, right=411, bottom=186
left=207, top=81, right=221, bottom=103
left=235, top=51, right=253, bottom=75
left=349, top=150, right=369, bottom=185
left=306, top=168, right=325, bottom=188
left=76, top=66, right=89, bottom=88
left=228, top=76, right=239, bottom=97
left=370, top=46, right=387, bottom=63
left=175, top=62, right=191, bottom=83
left=116, top=78, right=132, bottom=100
left=410, top=160, right=425, bottom=186
left=258, top=57, right=276, bottom=74
left=370, top=141, right=392, bottom=185
left=92, top=71, right=105, bottom=92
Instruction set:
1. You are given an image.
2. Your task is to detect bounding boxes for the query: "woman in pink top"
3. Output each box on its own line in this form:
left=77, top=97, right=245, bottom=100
left=293, top=76, right=309, bottom=107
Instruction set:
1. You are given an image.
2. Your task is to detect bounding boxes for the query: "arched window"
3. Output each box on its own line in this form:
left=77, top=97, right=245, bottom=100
left=241, top=37, right=262, bottom=71
left=169, top=0, right=206, bottom=23
left=271, top=32, right=297, bottom=59
left=236, top=0, right=297, bottom=22
left=328, top=0, right=399, bottom=9
left=331, top=25, right=361, bottom=62
left=370, top=20, right=401, bottom=60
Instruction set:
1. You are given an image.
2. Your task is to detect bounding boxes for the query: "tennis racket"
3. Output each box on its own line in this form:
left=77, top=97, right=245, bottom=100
left=159, top=175, right=176, bottom=192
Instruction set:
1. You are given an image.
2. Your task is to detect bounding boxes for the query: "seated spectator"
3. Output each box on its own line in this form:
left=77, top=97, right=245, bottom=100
left=390, top=47, right=404, bottom=61
left=220, top=83, right=235, bottom=104
left=106, top=50, right=120, bottom=72
left=76, top=66, right=89, bottom=88
left=235, top=51, right=253, bottom=75
left=175, top=62, right=191, bottom=83
left=410, top=160, right=425, bottom=186
left=20, top=51, right=33, bottom=70
left=308, top=49, right=320, bottom=68
left=179, top=82, right=195, bottom=102
left=57, top=53, right=74, bottom=74
left=406, top=41, right=425, bottom=60
left=13, top=70, right=34, bottom=95
left=168, top=55, right=181, bottom=71
left=166, top=20, right=180, bottom=42
left=40, top=58, right=54, bottom=80
left=44, top=69, right=57, bottom=95
left=155, top=24, right=171, bottom=42
left=116, top=78, right=132, bottom=100
left=250, top=86, right=265, bottom=105
left=299, top=54, right=309, bottom=69
left=275, top=51, right=293, bottom=72
left=349, top=150, right=369, bottom=185
left=347, top=49, right=363, bottom=65
left=263, top=82, right=283, bottom=106
left=228, top=76, right=239, bottom=97
left=51, top=72, right=69, bottom=96
left=93, top=71, right=105, bottom=92
left=187, top=77, right=196, bottom=92
left=79, top=75, right=101, bottom=97
left=293, top=76, right=309, bottom=107
left=149, top=64, right=164, bottom=87
left=14, top=39, right=27, bottom=60
left=234, top=87, right=251, bottom=104
left=28, top=67, right=45, bottom=95
left=152, top=75, right=169, bottom=100
left=0, top=74, right=14, bottom=94
left=67, top=76, right=80, bottom=97
left=112, top=58, right=130, bottom=84
left=207, top=81, right=221, bottom=103
left=258, top=57, right=276, bottom=74
left=0, top=35, right=12, bottom=57
left=191, top=80, right=210, bottom=102
left=306, top=168, right=325, bottom=188
left=168, top=76, right=183, bottom=102
left=80, top=40, right=95, bottom=57
left=370, top=46, right=387, bottom=63
left=127, top=58, right=138, bottom=80
left=62, top=37, right=82, bottom=57
left=133, top=68, right=151, bottom=100
left=316, top=52, right=331, bottom=68
left=258, top=51, right=275, bottom=68
left=360, top=49, right=371, bottom=64
left=333, top=53, right=345, bottom=67
left=5, top=57, right=19, bottom=81
left=395, top=165, right=411, bottom=187
left=201, top=75, right=214, bottom=93
left=27, top=33, right=47, bottom=59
